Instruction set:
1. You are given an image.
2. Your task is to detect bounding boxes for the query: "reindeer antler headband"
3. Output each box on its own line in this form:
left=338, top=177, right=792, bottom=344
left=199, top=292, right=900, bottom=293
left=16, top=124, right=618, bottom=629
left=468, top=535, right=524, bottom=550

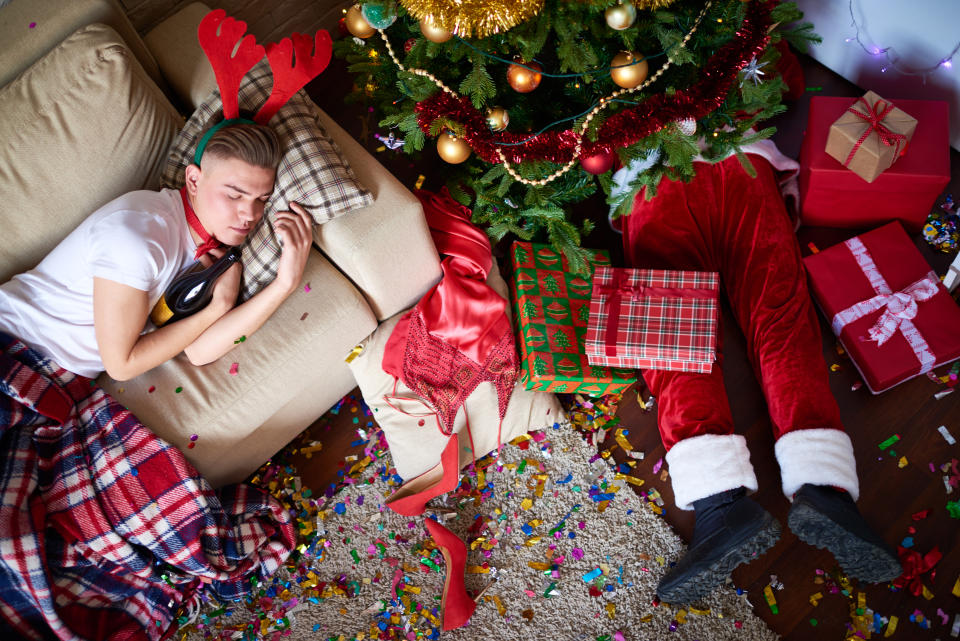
left=193, top=9, right=333, bottom=164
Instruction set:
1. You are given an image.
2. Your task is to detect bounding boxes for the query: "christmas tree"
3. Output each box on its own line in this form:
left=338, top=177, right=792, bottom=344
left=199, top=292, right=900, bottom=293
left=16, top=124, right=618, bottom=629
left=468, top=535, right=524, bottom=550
left=336, top=0, right=816, bottom=272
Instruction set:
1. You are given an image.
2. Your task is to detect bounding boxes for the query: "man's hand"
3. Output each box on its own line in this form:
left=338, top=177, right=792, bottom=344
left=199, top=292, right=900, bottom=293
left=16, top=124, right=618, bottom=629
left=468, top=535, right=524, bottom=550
left=273, top=202, right=313, bottom=293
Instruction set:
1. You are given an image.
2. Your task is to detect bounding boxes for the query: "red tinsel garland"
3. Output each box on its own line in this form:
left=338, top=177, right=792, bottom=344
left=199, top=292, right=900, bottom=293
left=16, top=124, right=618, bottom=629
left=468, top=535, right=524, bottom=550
left=414, top=0, right=773, bottom=166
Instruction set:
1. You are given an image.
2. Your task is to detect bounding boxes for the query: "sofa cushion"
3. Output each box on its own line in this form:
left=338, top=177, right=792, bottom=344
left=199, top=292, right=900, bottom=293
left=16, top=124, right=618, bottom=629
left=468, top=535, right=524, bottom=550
left=163, top=60, right=373, bottom=300
left=347, top=264, right=563, bottom=480
left=97, top=248, right=378, bottom=486
left=0, top=23, right=181, bottom=283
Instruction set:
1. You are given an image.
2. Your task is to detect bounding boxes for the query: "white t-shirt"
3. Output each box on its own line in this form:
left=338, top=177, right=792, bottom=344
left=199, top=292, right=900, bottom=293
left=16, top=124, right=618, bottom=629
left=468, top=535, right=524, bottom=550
left=0, top=188, right=197, bottom=377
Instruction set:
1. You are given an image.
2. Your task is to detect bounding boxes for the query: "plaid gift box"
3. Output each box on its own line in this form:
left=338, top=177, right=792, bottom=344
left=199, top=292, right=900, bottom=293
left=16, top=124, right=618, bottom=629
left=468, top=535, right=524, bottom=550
left=585, top=266, right=720, bottom=373
left=510, top=242, right=636, bottom=397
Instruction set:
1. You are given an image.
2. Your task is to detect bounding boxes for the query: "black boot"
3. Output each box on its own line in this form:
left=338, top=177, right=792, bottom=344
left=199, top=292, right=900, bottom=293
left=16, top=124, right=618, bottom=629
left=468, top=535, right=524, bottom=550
left=656, top=487, right=781, bottom=604
left=787, top=484, right=902, bottom=583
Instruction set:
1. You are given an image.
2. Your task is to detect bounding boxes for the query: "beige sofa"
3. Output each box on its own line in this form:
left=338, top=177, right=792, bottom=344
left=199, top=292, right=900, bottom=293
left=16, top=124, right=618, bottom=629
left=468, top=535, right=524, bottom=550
left=0, top=0, right=442, bottom=487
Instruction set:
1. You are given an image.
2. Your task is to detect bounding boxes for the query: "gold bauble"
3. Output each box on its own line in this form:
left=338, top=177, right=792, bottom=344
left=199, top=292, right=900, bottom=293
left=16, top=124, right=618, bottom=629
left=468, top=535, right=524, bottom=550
left=610, top=51, right=649, bottom=89
left=437, top=131, right=472, bottom=163
left=486, top=106, right=510, bottom=132
left=507, top=59, right=542, bottom=93
left=604, top=3, right=637, bottom=30
left=345, top=5, right=376, bottom=38
left=420, top=17, right=453, bottom=43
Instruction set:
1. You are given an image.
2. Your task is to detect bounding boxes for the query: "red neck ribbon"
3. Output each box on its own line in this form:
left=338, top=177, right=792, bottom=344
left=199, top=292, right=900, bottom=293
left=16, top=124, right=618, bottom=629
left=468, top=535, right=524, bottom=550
left=179, top=187, right=222, bottom=260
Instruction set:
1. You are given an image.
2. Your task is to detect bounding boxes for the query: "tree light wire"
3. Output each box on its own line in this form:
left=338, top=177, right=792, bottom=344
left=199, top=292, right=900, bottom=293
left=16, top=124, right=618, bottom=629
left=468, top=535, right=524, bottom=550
left=377, top=0, right=713, bottom=186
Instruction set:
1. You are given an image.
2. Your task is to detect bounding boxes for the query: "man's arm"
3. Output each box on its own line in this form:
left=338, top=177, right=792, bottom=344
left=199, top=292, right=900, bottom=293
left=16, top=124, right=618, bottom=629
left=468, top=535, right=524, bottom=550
left=182, top=203, right=314, bottom=365
left=93, top=272, right=237, bottom=381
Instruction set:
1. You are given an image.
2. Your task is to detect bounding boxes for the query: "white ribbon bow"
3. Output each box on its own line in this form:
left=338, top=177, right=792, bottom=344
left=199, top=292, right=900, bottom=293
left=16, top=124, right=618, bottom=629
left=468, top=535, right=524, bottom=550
left=831, top=237, right=939, bottom=372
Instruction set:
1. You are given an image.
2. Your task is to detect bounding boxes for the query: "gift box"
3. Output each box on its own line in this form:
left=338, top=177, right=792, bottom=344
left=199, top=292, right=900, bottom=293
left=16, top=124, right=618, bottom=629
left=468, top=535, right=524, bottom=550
left=800, top=95, right=949, bottom=232
left=585, top=266, right=719, bottom=373
left=509, top=242, right=636, bottom=396
left=825, top=91, right=917, bottom=183
left=803, top=221, right=960, bottom=393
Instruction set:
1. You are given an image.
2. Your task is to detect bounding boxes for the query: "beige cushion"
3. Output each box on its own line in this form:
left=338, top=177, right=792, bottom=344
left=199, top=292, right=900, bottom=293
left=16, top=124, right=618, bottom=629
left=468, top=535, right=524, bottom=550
left=97, top=250, right=378, bottom=486
left=347, top=265, right=563, bottom=480
left=0, top=0, right=163, bottom=89
left=0, top=23, right=181, bottom=283
left=163, top=60, right=374, bottom=300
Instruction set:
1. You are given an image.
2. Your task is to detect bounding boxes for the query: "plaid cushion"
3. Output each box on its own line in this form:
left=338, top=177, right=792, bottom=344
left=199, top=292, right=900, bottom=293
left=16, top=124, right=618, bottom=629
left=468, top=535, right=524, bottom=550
left=163, top=60, right=373, bottom=300
left=585, top=266, right=719, bottom=373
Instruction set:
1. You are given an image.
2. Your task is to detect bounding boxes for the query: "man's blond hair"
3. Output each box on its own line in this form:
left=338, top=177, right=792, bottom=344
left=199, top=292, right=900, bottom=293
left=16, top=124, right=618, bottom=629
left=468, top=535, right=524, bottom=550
left=201, top=123, right=281, bottom=170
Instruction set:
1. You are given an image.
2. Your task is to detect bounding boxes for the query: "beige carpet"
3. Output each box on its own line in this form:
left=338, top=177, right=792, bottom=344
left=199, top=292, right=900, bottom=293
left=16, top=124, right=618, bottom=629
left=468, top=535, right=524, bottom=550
left=182, top=417, right=778, bottom=640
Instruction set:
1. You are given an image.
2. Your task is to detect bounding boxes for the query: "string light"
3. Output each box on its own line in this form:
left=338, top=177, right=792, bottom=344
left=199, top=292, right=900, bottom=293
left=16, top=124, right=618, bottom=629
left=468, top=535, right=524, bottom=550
left=845, top=0, right=960, bottom=80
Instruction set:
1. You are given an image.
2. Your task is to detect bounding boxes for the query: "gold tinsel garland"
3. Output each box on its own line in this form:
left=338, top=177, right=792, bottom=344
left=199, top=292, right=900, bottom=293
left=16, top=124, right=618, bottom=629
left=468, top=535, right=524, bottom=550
left=632, top=0, right=682, bottom=10
left=398, top=0, right=545, bottom=38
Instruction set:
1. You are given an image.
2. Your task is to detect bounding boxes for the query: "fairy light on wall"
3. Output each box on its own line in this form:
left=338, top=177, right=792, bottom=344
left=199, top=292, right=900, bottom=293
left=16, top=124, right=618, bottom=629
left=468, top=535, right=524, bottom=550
left=845, top=0, right=960, bottom=80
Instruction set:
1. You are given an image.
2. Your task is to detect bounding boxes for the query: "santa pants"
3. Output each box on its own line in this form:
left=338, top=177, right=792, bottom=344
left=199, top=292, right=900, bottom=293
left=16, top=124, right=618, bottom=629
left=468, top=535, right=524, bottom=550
left=621, top=154, right=859, bottom=510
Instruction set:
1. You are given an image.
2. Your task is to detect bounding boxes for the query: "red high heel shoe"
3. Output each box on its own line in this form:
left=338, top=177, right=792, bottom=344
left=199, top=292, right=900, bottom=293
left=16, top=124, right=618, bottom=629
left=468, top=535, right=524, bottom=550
left=385, top=434, right=460, bottom=516
left=424, top=518, right=477, bottom=631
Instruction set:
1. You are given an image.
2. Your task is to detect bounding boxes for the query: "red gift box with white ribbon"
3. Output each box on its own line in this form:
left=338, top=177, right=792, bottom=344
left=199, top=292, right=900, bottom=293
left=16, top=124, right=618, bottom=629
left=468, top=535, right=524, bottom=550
left=803, top=221, right=960, bottom=393
left=585, top=266, right=719, bottom=373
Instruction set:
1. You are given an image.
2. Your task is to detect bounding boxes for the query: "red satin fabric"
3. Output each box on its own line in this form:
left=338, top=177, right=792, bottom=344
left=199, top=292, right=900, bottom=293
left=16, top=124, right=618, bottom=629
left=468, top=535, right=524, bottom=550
left=382, top=188, right=518, bottom=435
left=621, top=154, right=845, bottom=449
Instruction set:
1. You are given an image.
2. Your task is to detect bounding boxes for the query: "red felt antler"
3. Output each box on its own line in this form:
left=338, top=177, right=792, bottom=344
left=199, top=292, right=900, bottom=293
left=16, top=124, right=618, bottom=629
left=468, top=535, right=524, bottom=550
left=198, top=9, right=265, bottom=120
left=255, top=30, right=333, bottom=124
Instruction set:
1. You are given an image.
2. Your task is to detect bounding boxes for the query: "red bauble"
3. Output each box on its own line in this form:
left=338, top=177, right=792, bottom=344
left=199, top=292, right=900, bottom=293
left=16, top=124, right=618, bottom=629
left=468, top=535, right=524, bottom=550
left=580, top=149, right=615, bottom=175
left=404, top=38, right=416, bottom=53
left=337, top=17, right=350, bottom=37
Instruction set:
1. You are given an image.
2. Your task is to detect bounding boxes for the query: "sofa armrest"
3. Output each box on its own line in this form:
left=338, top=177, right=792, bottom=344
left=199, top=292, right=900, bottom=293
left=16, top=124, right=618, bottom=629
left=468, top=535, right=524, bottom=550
left=143, top=1, right=216, bottom=112
left=312, top=108, right=443, bottom=320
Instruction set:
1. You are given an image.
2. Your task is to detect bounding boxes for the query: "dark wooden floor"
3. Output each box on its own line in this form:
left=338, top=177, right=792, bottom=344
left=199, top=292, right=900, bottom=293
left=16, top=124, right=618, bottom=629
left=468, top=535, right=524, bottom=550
left=286, top=49, right=960, bottom=640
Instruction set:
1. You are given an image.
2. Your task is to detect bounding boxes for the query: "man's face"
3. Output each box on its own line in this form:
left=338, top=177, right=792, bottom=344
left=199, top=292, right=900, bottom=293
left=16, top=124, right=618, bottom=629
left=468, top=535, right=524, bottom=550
left=187, top=156, right=276, bottom=246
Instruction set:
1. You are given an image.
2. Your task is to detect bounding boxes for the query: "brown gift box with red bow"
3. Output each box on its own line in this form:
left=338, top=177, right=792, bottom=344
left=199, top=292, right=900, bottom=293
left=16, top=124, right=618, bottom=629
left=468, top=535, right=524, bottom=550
left=825, top=91, right=917, bottom=183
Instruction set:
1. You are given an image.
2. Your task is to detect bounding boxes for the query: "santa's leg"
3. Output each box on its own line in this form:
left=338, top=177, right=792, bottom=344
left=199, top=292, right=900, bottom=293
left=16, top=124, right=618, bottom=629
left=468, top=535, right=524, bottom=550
left=712, top=154, right=900, bottom=583
left=621, top=161, right=780, bottom=605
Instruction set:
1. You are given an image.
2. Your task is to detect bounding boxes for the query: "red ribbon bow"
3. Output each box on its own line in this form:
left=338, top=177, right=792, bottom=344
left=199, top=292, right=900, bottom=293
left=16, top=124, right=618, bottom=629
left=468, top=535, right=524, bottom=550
left=843, top=96, right=908, bottom=168
left=597, top=270, right=716, bottom=358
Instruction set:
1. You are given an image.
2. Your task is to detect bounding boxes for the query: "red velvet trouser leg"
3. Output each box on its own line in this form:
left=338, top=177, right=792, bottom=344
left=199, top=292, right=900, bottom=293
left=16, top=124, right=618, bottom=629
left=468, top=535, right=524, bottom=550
left=621, top=154, right=859, bottom=509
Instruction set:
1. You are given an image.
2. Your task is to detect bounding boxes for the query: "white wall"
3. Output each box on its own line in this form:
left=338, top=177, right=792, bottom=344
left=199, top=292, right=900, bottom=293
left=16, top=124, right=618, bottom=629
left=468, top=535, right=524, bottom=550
left=797, top=0, right=959, bottom=150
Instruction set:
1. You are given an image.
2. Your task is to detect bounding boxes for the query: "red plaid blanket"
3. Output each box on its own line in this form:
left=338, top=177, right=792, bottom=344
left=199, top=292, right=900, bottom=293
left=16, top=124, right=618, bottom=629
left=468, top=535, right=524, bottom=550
left=0, top=332, right=295, bottom=640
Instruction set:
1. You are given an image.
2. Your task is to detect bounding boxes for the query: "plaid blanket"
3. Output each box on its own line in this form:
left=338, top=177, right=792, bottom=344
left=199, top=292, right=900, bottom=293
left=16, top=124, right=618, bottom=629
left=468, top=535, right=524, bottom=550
left=0, top=332, right=295, bottom=641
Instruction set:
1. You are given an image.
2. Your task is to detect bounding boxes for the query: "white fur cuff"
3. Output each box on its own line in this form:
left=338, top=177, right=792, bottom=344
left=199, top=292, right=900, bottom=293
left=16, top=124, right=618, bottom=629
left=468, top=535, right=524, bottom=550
left=666, top=434, right=758, bottom=511
left=775, top=428, right=859, bottom=501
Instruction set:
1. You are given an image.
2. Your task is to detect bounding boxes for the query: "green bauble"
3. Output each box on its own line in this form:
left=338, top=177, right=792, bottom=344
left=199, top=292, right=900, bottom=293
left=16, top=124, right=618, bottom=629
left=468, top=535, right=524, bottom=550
left=361, top=2, right=398, bottom=29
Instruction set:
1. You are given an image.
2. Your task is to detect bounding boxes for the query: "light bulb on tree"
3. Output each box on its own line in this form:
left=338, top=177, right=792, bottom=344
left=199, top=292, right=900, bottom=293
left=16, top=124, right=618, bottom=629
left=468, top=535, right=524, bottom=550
left=610, top=51, right=648, bottom=88
left=344, top=4, right=375, bottom=38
